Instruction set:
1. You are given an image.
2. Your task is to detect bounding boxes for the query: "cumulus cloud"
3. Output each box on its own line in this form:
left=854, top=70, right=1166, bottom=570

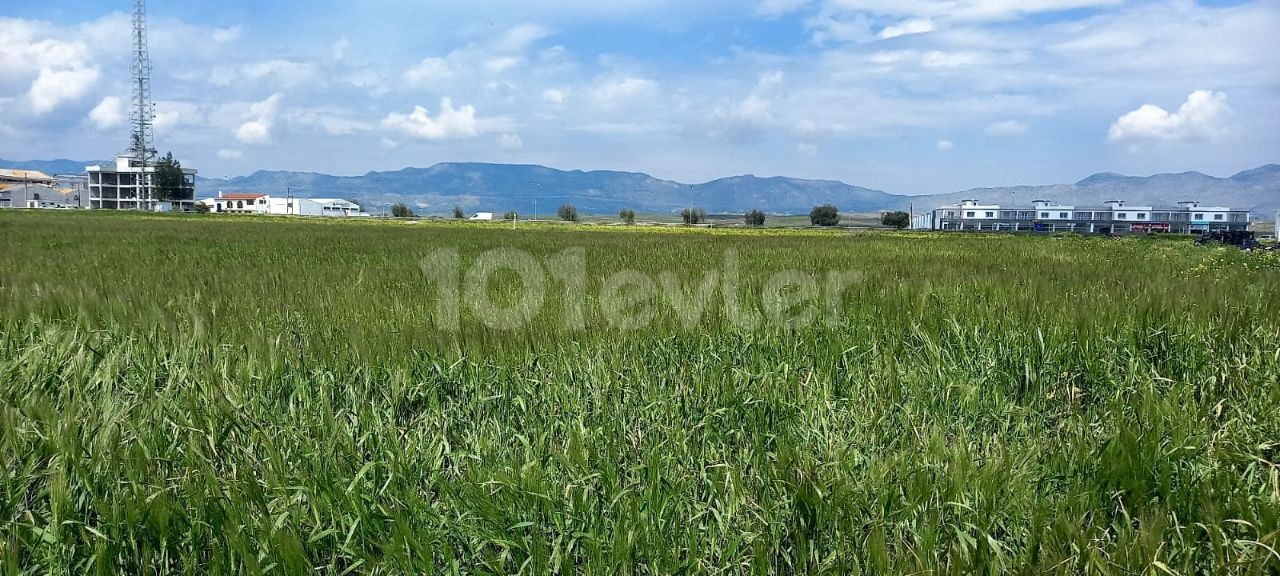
left=381, top=98, right=480, bottom=141
left=331, top=36, right=351, bottom=61
left=499, top=133, right=525, bottom=150
left=212, top=26, right=241, bottom=43
left=756, top=0, right=812, bottom=17
left=985, top=120, right=1028, bottom=138
left=820, top=0, right=1124, bottom=24
left=704, top=71, right=785, bottom=143
left=28, top=67, right=99, bottom=114
left=591, top=77, right=658, bottom=109
left=290, top=108, right=374, bottom=135
left=236, top=93, right=283, bottom=145
left=485, top=56, right=522, bottom=74
left=1, top=21, right=98, bottom=111
left=403, top=57, right=452, bottom=85
left=880, top=18, right=934, bottom=39
left=88, top=96, right=124, bottom=130
left=494, top=24, right=551, bottom=53
left=1108, top=90, right=1232, bottom=145
left=241, top=60, right=320, bottom=87
left=542, top=88, right=568, bottom=105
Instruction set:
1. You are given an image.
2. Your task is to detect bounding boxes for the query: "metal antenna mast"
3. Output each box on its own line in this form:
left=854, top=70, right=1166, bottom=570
left=128, top=0, right=156, bottom=206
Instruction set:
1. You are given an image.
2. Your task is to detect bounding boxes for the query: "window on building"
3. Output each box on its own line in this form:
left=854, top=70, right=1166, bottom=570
left=237, top=200, right=244, bottom=209
left=985, top=211, right=994, bottom=218
left=1137, top=213, right=1147, bottom=219
left=1195, top=213, right=1204, bottom=220
left=966, top=211, right=975, bottom=217
left=946, top=211, right=955, bottom=218
left=1214, top=214, right=1224, bottom=221
left=1040, top=212, right=1050, bottom=218
left=1117, top=213, right=1127, bottom=219
left=1059, top=212, right=1069, bottom=219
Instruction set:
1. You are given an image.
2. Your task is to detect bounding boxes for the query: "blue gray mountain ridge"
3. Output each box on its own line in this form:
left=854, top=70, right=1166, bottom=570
left=3, top=159, right=1277, bottom=216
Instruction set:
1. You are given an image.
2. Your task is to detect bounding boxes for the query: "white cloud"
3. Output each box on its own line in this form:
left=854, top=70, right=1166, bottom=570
left=3, top=20, right=102, bottom=115
left=217, top=149, right=244, bottom=159
left=500, top=133, right=525, bottom=150
left=88, top=96, right=124, bottom=130
left=332, top=36, right=351, bottom=61
left=591, top=77, right=658, bottom=109
left=290, top=108, right=374, bottom=135
left=920, top=50, right=984, bottom=67
left=212, top=26, right=241, bottom=43
left=28, top=66, right=99, bottom=114
left=236, top=93, right=283, bottom=145
left=704, top=72, right=785, bottom=143
left=880, top=18, right=934, bottom=39
left=1108, top=90, right=1232, bottom=145
left=241, top=60, right=320, bottom=87
left=542, top=88, right=568, bottom=104
left=485, top=56, right=521, bottom=74
left=936, top=139, right=954, bottom=151
left=154, top=109, right=182, bottom=135
left=494, top=24, right=551, bottom=53
left=381, top=98, right=480, bottom=141
left=403, top=57, right=452, bottom=85
left=153, top=101, right=204, bottom=136
left=756, top=0, right=812, bottom=16
left=821, top=0, right=1124, bottom=23
left=985, top=120, right=1027, bottom=138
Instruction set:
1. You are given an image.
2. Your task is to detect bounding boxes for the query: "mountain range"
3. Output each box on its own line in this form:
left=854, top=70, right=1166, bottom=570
left=3, top=159, right=1277, bottom=216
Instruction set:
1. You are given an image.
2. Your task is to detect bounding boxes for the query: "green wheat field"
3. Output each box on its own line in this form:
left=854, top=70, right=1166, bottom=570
left=2, top=210, right=1279, bottom=574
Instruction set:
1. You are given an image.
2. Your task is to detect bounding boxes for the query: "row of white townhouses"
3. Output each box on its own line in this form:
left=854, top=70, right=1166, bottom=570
left=917, top=200, right=1252, bottom=234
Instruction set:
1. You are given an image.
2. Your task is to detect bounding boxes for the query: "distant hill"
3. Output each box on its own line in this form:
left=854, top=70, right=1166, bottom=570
left=0, top=159, right=90, bottom=176
left=192, top=163, right=903, bottom=216
left=3, top=158, right=1276, bottom=216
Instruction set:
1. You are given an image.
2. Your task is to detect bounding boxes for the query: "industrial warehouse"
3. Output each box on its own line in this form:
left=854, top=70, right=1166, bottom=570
left=0, top=169, right=87, bottom=209
left=920, top=199, right=1252, bottom=234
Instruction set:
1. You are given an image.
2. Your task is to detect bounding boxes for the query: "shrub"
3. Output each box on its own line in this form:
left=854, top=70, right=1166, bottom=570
left=745, top=209, right=766, bottom=227
left=619, top=208, right=637, bottom=225
left=503, top=211, right=519, bottom=220
left=391, top=203, right=415, bottom=218
left=810, top=205, right=841, bottom=227
left=682, top=208, right=708, bottom=225
left=453, top=206, right=465, bottom=219
left=881, top=211, right=910, bottom=229
left=558, top=204, right=578, bottom=222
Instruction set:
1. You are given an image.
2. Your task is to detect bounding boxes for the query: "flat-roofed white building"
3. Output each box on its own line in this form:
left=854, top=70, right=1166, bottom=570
left=932, top=199, right=1250, bottom=234
left=200, top=192, right=367, bottom=217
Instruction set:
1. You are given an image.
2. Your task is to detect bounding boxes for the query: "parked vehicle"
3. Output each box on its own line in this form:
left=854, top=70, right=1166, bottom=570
left=1195, top=230, right=1276, bottom=251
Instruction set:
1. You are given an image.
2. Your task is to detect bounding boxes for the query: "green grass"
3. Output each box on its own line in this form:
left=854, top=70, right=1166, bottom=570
left=1, top=210, right=1279, bottom=574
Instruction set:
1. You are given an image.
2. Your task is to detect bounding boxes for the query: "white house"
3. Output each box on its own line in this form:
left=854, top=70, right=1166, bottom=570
left=201, top=192, right=366, bottom=217
left=1032, top=200, right=1076, bottom=221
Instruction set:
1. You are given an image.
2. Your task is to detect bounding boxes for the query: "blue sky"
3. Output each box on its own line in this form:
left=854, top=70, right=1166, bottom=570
left=1, top=0, right=1277, bottom=194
